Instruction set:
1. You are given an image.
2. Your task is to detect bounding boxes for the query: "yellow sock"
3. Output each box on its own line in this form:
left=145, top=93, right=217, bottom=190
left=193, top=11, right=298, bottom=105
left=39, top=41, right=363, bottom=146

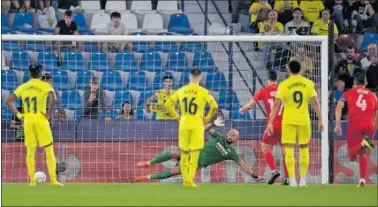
left=44, top=145, right=57, bottom=183
left=188, top=150, right=200, bottom=184
left=26, top=146, right=36, bottom=184
left=180, top=151, right=190, bottom=184
left=299, top=147, right=310, bottom=178
left=285, top=147, right=296, bottom=180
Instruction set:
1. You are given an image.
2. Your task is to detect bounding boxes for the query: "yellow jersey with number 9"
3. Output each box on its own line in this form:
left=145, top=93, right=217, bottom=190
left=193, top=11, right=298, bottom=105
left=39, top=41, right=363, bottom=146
left=276, top=75, right=317, bottom=126
left=13, top=79, right=54, bottom=121
left=167, top=83, right=216, bottom=130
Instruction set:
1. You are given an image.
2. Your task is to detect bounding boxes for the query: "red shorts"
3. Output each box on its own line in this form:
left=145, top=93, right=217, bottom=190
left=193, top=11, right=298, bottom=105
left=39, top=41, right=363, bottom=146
left=262, top=126, right=281, bottom=145
left=347, top=121, right=375, bottom=149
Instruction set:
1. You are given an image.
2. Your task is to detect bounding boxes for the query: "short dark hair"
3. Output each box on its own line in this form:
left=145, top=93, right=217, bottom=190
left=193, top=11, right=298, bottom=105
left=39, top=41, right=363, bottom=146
left=268, top=9, right=278, bottom=15
left=121, top=101, right=134, bottom=116
left=41, top=73, right=52, bottom=82
left=65, top=10, right=72, bottom=17
left=90, top=77, right=99, bottom=84
left=163, top=75, right=173, bottom=81
left=29, top=64, right=42, bottom=78
left=266, top=70, right=277, bottom=81
left=353, top=72, right=366, bottom=85
left=319, top=9, right=330, bottom=18
left=190, top=68, right=202, bottom=76
left=292, top=7, right=302, bottom=14
left=288, top=60, right=301, bottom=74
left=111, top=12, right=121, bottom=19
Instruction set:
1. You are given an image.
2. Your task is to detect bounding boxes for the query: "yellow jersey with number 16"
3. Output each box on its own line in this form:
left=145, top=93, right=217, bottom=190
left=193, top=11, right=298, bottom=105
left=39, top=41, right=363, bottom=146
left=276, top=75, right=317, bottom=126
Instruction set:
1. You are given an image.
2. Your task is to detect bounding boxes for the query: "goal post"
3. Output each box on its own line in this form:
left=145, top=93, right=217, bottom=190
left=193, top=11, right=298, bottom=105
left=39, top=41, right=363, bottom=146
left=1, top=34, right=329, bottom=184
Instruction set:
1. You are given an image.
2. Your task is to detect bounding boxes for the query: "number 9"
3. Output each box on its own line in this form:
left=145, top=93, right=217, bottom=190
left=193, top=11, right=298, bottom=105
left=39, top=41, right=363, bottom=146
left=293, top=91, right=303, bottom=108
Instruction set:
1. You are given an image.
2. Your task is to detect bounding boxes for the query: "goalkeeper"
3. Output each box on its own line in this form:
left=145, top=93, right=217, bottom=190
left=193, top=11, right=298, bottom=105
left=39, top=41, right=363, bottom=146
left=135, top=118, right=263, bottom=182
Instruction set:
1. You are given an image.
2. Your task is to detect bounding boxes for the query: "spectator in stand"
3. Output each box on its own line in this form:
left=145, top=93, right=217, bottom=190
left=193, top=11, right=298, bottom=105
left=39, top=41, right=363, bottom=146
left=360, top=43, right=378, bottom=92
left=83, top=77, right=111, bottom=122
left=102, top=12, right=132, bottom=52
left=351, top=0, right=376, bottom=34
left=41, top=73, right=67, bottom=121
left=116, top=101, right=135, bottom=120
left=285, top=8, right=310, bottom=35
left=335, top=47, right=361, bottom=89
left=11, top=0, right=35, bottom=12
left=333, top=79, right=348, bottom=119
left=249, top=0, right=272, bottom=31
left=39, top=0, right=57, bottom=30
left=299, top=0, right=325, bottom=24
left=273, top=0, right=298, bottom=25
left=324, top=0, right=352, bottom=34
left=311, top=9, right=339, bottom=37
left=10, top=106, right=24, bottom=142
left=2, top=0, right=11, bottom=14
left=289, top=47, right=313, bottom=77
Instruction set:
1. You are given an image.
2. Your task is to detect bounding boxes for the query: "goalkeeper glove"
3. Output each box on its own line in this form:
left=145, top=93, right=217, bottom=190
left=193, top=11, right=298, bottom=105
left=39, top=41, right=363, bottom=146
left=212, top=117, right=225, bottom=127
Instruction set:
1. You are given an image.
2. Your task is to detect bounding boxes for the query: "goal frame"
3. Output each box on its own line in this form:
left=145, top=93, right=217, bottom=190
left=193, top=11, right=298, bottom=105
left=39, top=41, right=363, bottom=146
left=1, top=34, right=329, bottom=184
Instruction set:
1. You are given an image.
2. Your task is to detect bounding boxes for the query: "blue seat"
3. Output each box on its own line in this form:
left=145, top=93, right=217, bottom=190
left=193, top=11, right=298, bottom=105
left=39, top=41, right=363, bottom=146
left=101, top=70, right=124, bottom=91
left=76, top=70, right=93, bottom=89
left=61, top=90, right=82, bottom=109
left=131, top=32, right=151, bottom=53
left=361, top=33, right=378, bottom=52
left=140, top=52, right=164, bottom=71
left=138, top=90, right=154, bottom=108
left=83, top=41, right=100, bottom=52
left=12, top=13, right=37, bottom=33
left=168, top=13, right=193, bottom=34
left=2, top=13, right=12, bottom=33
left=74, top=108, right=83, bottom=120
left=231, top=110, right=251, bottom=120
left=100, top=109, right=119, bottom=120
left=153, top=71, right=173, bottom=90
left=136, top=109, right=156, bottom=120
left=26, top=40, right=51, bottom=52
left=62, top=52, right=85, bottom=71
left=37, top=52, right=57, bottom=70
left=180, top=33, right=205, bottom=52
left=154, top=32, right=179, bottom=52
left=166, top=52, right=190, bottom=71
left=218, top=89, right=239, bottom=110
left=193, top=52, right=217, bottom=72
left=88, top=52, right=109, bottom=71
left=23, top=70, right=30, bottom=83
left=1, top=107, right=13, bottom=120
left=11, top=51, right=30, bottom=70
left=2, top=39, right=20, bottom=51
left=205, top=72, right=227, bottom=91
left=114, top=52, right=138, bottom=71
left=52, top=70, right=72, bottom=90
left=178, top=72, right=190, bottom=87
left=113, top=90, right=134, bottom=108
left=73, top=13, right=89, bottom=33
left=127, top=71, right=151, bottom=91
left=1, top=70, right=18, bottom=90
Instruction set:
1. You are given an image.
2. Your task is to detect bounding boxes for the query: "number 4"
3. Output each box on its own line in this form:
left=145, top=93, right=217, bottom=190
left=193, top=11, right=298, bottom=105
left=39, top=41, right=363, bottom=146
left=356, top=94, right=367, bottom=111
left=268, top=99, right=283, bottom=115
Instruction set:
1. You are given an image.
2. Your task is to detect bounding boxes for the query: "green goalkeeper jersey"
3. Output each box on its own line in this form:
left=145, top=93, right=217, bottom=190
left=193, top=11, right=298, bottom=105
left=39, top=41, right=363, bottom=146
left=198, top=131, right=241, bottom=168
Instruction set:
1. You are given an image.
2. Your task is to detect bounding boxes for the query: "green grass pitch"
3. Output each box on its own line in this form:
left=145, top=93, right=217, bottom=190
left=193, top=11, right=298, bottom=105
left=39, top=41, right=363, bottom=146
left=2, top=183, right=377, bottom=206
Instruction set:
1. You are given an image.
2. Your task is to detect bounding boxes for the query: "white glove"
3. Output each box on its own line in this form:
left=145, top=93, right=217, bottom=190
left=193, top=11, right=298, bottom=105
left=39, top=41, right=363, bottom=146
left=213, top=117, right=225, bottom=127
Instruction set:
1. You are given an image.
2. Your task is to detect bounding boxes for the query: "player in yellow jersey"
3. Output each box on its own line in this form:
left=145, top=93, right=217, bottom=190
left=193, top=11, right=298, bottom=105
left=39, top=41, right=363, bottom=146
left=5, top=64, right=63, bottom=187
left=164, top=68, right=218, bottom=187
left=267, top=60, right=323, bottom=187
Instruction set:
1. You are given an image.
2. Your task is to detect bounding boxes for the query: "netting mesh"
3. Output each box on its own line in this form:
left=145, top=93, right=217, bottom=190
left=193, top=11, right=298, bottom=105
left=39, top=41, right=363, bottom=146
left=1, top=35, right=327, bottom=184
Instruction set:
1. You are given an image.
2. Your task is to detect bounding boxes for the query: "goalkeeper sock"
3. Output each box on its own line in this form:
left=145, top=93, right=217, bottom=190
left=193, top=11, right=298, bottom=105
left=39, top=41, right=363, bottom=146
left=150, top=171, right=174, bottom=180
left=26, top=146, right=36, bottom=184
left=180, top=151, right=190, bottom=184
left=44, top=145, right=57, bottom=183
left=150, top=151, right=172, bottom=165
left=299, top=147, right=310, bottom=178
left=188, top=150, right=200, bottom=184
left=359, top=155, right=368, bottom=179
left=263, top=150, right=277, bottom=171
left=285, top=147, right=295, bottom=180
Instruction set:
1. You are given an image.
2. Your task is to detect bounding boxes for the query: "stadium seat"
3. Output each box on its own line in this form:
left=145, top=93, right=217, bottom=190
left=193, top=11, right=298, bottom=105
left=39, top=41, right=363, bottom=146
left=11, top=51, right=30, bottom=70
left=88, top=52, right=109, bottom=71
left=153, top=71, right=174, bottom=90
left=180, top=33, right=205, bottom=52
left=361, top=33, right=378, bottom=52
left=1, top=70, right=18, bottom=90
left=62, top=52, right=85, bottom=71
left=101, top=70, right=124, bottom=91
left=2, top=13, right=12, bottom=33
left=73, top=13, right=89, bottom=33
left=3, top=38, right=20, bottom=51
left=23, top=70, right=30, bottom=83
left=193, top=52, right=217, bottom=72
left=231, top=110, right=251, bottom=120
left=205, top=72, right=227, bottom=91
left=168, top=13, right=193, bottom=34
left=127, top=71, right=152, bottom=91
left=83, top=41, right=100, bottom=52
left=37, top=52, right=58, bottom=70
left=113, top=90, right=134, bottom=108
left=12, top=13, right=37, bottom=33
left=130, top=32, right=151, bottom=53
left=154, top=32, right=179, bottom=52
left=131, top=1, right=153, bottom=13
left=25, top=40, right=51, bottom=52
left=337, top=34, right=355, bottom=52
left=218, top=89, right=239, bottom=110
left=138, top=90, right=154, bottom=108
left=136, top=109, right=156, bottom=120
left=100, top=109, right=119, bottom=120
left=142, top=13, right=166, bottom=33
left=157, top=0, right=180, bottom=12
left=76, top=70, right=93, bottom=89
left=90, top=12, right=111, bottom=33
left=140, top=52, right=164, bottom=71
left=166, top=52, right=190, bottom=71
left=121, top=13, right=140, bottom=33
left=61, top=90, right=82, bottom=110
left=52, top=70, right=72, bottom=90
left=105, top=0, right=127, bottom=12
left=81, top=0, right=101, bottom=12
left=1, top=107, right=13, bottom=120
left=178, top=72, right=190, bottom=87
left=74, top=108, right=83, bottom=120
left=114, top=52, right=138, bottom=71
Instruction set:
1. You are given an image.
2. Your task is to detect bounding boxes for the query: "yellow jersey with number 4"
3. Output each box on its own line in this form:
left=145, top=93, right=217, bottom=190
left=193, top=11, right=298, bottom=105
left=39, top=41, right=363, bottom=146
left=14, top=79, right=54, bottom=121
left=165, top=83, right=217, bottom=130
left=276, top=75, right=317, bottom=126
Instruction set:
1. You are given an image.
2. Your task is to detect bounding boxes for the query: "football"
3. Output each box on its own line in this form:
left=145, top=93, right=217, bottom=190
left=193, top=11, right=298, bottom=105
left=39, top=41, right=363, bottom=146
left=34, top=171, right=46, bottom=183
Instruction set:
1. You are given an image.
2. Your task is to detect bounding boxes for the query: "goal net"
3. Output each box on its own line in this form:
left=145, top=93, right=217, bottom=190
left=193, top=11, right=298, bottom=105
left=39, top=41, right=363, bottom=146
left=1, top=34, right=329, bottom=184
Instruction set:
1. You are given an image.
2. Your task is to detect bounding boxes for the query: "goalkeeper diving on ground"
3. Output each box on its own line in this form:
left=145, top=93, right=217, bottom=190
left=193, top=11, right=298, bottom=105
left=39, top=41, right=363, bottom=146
left=135, top=118, right=264, bottom=182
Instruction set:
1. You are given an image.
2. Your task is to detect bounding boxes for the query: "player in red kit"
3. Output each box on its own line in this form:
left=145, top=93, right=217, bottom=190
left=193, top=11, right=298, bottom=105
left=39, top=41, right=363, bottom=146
left=239, top=70, right=288, bottom=185
left=334, top=72, right=376, bottom=188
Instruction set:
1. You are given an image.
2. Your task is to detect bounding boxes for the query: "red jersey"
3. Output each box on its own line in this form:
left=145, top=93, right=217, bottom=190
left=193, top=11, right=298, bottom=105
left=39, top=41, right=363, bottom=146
left=340, top=86, right=378, bottom=123
left=253, top=84, right=283, bottom=127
